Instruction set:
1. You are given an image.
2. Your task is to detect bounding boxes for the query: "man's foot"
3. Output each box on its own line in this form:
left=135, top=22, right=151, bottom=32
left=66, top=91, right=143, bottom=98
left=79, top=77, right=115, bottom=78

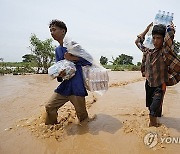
left=45, top=112, right=58, bottom=125
left=149, top=122, right=161, bottom=127
left=45, top=120, right=58, bottom=125
left=149, top=115, right=160, bottom=127
left=79, top=114, right=97, bottom=126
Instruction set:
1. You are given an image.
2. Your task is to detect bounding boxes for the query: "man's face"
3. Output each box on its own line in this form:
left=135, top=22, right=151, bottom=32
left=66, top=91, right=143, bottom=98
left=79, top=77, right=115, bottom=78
left=152, top=34, right=164, bottom=49
left=49, top=25, right=65, bottom=41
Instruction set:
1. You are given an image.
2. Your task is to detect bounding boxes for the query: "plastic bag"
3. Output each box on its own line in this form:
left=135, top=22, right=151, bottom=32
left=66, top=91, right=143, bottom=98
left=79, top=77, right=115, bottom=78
left=63, top=37, right=109, bottom=95
left=63, top=37, right=93, bottom=63
left=82, top=64, right=109, bottom=95
left=48, top=60, right=76, bottom=80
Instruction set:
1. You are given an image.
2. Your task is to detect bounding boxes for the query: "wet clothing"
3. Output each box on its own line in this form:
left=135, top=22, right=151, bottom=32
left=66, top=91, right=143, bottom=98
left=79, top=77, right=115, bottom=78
left=45, top=45, right=91, bottom=125
left=138, top=27, right=180, bottom=87
left=145, top=80, right=166, bottom=117
left=54, top=45, right=92, bottom=96
left=136, top=26, right=180, bottom=117
left=45, top=93, right=88, bottom=124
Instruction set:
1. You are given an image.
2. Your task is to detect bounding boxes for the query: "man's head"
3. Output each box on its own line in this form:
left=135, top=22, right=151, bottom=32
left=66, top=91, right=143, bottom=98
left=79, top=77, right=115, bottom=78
left=49, top=19, right=67, bottom=41
left=152, top=24, right=166, bottom=49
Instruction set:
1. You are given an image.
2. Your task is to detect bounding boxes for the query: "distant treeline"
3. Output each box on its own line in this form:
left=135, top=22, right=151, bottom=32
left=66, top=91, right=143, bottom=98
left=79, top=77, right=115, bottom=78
left=0, top=62, right=36, bottom=75
left=0, top=35, right=179, bottom=75
left=0, top=61, right=141, bottom=75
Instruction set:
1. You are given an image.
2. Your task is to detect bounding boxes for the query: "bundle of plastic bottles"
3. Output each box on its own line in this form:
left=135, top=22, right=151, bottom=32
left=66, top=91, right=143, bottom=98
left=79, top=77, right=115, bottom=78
left=154, top=10, right=174, bottom=26
left=82, top=65, right=109, bottom=93
left=48, top=60, right=76, bottom=80
left=64, top=37, right=109, bottom=94
left=144, top=10, right=174, bottom=49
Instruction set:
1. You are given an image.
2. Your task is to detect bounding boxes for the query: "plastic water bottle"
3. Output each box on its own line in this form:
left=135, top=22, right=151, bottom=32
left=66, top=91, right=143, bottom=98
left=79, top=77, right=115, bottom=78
left=158, top=11, right=164, bottom=25
left=161, top=11, right=167, bottom=25
left=144, top=28, right=154, bottom=49
left=154, top=10, right=161, bottom=25
left=144, top=36, right=154, bottom=49
left=169, top=13, right=174, bottom=24
left=164, top=12, right=170, bottom=26
left=153, top=10, right=174, bottom=26
left=144, top=10, right=161, bottom=49
left=164, top=12, right=173, bottom=26
left=144, top=10, right=174, bottom=49
left=147, top=10, right=161, bottom=36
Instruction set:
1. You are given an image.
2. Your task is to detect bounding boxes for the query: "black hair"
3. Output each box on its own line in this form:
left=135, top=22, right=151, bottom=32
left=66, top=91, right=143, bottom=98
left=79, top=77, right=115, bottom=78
left=152, top=24, right=166, bottom=37
left=49, top=19, right=67, bottom=33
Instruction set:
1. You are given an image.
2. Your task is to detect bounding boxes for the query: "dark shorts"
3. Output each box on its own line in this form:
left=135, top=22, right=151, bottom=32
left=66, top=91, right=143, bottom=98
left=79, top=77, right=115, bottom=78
left=145, top=80, right=166, bottom=117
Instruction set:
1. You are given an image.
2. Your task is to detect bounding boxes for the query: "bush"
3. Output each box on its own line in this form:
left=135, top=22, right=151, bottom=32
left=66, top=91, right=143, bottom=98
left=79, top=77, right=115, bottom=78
left=103, top=64, right=140, bottom=71
left=128, top=65, right=141, bottom=71
left=0, top=69, right=5, bottom=75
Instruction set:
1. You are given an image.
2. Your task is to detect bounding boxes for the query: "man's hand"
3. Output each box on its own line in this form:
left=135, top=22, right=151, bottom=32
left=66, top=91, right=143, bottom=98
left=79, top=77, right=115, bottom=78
left=165, top=22, right=176, bottom=53
left=58, top=69, right=66, bottom=77
left=139, top=22, right=153, bottom=38
left=135, top=22, right=153, bottom=47
left=147, top=22, right=153, bottom=30
left=64, top=52, right=79, bottom=61
left=168, top=22, right=176, bottom=33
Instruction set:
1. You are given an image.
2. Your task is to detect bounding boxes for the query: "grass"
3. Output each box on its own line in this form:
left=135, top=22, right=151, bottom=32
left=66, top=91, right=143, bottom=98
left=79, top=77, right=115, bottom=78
left=103, top=64, right=141, bottom=71
left=0, top=62, right=141, bottom=76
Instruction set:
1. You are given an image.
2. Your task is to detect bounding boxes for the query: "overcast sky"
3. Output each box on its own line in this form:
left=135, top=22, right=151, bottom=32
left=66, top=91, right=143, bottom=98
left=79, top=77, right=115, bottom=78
left=0, top=0, right=180, bottom=64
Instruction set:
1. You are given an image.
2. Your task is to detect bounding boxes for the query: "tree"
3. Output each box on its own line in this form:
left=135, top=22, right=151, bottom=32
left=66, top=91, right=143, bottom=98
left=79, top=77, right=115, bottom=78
left=137, top=62, right=141, bottom=66
left=22, top=54, right=36, bottom=63
left=0, top=58, right=4, bottom=75
left=29, top=34, right=55, bottom=73
left=100, top=56, right=108, bottom=65
left=0, top=58, right=4, bottom=62
left=111, top=54, right=133, bottom=65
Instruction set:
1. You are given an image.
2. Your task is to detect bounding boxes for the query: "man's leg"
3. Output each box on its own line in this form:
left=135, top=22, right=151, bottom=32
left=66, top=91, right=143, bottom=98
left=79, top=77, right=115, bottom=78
left=145, top=80, right=154, bottom=109
left=69, top=95, right=88, bottom=122
left=149, top=83, right=166, bottom=126
left=146, top=80, right=158, bottom=127
left=45, top=92, right=68, bottom=125
left=157, top=83, right=166, bottom=117
left=150, top=84, right=165, bottom=117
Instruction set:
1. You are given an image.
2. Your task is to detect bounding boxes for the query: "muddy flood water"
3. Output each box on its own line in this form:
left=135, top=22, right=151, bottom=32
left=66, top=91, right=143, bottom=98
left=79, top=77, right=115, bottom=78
left=0, top=72, right=179, bottom=154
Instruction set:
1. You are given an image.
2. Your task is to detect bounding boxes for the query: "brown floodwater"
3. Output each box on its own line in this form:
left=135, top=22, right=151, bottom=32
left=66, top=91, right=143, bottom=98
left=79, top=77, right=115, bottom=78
left=0, top=72, right=179, bottom=154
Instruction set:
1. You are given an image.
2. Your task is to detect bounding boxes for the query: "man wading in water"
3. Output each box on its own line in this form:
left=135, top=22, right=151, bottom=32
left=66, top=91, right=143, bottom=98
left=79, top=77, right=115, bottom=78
left=135, top=22, right=180, bottom=127
left=45, top=20, right=92, bottom=125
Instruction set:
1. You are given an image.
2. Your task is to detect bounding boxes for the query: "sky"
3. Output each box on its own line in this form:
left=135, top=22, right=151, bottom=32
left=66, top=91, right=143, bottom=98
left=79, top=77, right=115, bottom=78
left=0, top=0, right=180, bottom=64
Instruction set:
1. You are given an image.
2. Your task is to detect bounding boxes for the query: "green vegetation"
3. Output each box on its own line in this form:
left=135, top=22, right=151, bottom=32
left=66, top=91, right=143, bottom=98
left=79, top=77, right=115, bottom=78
left=0, top=34, right=56, bottom=75
left=102, top=54, right=140, bottom=71
left=103, top=64, right=141, bottom=71
left=110, top=54, right=133, bottom=65
left=100, top=56, right=108, bottom=65
left=29, top=34, right=55, bottom=73
left=0, top=62, right=36, bottom=75
left=1, top=39, right=179, bottom=75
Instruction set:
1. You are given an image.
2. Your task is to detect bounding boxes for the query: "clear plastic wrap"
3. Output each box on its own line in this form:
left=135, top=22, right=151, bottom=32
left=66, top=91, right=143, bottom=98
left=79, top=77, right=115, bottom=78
left=63, top=37, right=93, bottom=63
left=144, top=10, right=174, bottom=49
left=48, top=60, right=76, bottom=80
left=82, top=65, right=109, bottom=95
left=63, top=37, right=109, bottom=94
